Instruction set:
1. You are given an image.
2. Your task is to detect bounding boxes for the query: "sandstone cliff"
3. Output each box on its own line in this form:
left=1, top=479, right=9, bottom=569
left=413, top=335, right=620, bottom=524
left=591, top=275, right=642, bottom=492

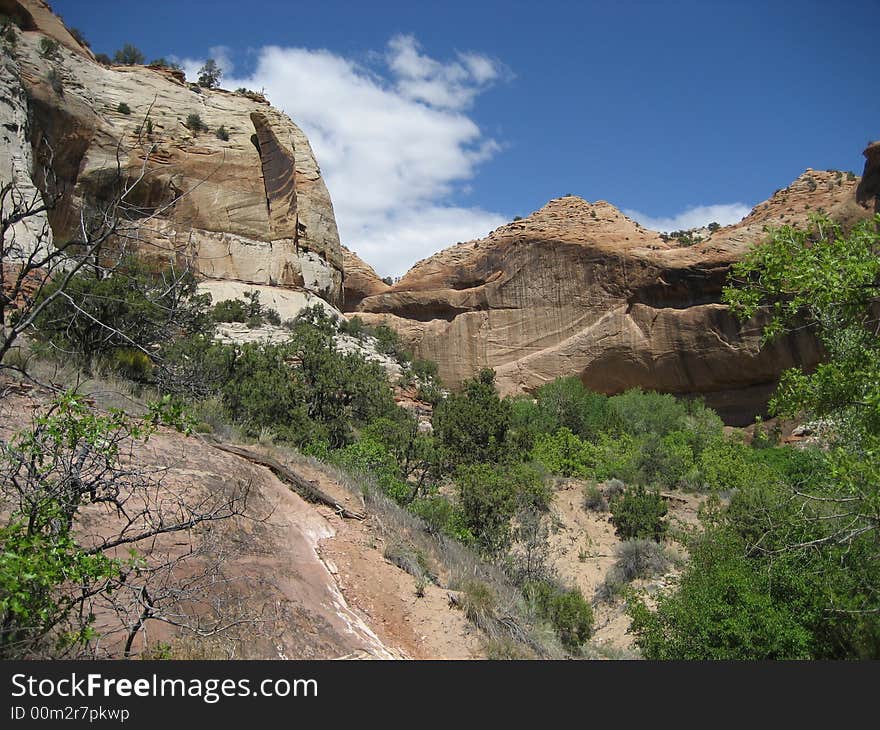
left=0, top=0, right=343, bottom=306
left=353, top=170, right=872, bottom=424
left=342, top=245, right=390, bottom=311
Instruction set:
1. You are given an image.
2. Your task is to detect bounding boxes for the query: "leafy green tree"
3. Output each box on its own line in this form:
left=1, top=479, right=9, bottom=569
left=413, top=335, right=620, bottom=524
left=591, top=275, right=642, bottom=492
left=609, top=484, right=667, bottom=541
left=455, top=462, right=549, bottom=555
left=723, top=214, right=880, bottom=543
left=433, top=369, right=511, bottom=469
left=197, top=58, right=222, bottom=89
left=534, top=377, right=615, bottom=440
left=531, top=427, right=597, bottom=478
left=113, top=43, right=144, bottom=65
left=609, top=388, right=688, bottom=437
left=31, top=259, right=212, bottom=374
left=629, top=533, right=812, bottom=659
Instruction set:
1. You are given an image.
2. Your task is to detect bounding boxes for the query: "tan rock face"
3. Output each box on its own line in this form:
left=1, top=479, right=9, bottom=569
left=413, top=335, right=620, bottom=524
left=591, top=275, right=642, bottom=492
left=0, top=2, right=343, bottom=306
left=342, top=246, right=390, bottom=311
left=354, top=175, right=872, bottom=424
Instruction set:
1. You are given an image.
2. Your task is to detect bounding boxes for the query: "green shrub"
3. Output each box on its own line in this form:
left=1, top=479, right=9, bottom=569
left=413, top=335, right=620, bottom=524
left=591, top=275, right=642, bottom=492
left=32, top=259, right=211, bottom=373
left=333, top=438, right=409, bottom=504
left=629, top=533, right=812, bottom=659
left=609, top=483, right=667, bottom=541
left=39, top=37, right=60, bottom=59
left=636, top=430, right=695, bottom=488
left=186, top=113, right=208, bottom=133
left=508, top=396, right=556, bottom=454
left=524, top=580, right=593, bottom=651
left=698, top=439, right=777, bottom=493
left=433, top=369, right=511, bottom=469
left=531, top=427, right=597, bottom=478
left=215, top=125, right=229, bottom=141
left=211, top=298, right=248, bottom=323
left=592, top=433, right=640, bottom=483
left=534, top=377, right=615, bottom=439
left=409, top=495, right=474, bottom=544
left=106, top=348, right=152, bottom=382
left=609, top=388, right=688, bottom=437
left=612, top=539, right=669, bottom=582
left=113, top=43, right=144, bottom=65
left=117, top=102, right=131, bottom=115
left=455, top=462, right=549, bottom=555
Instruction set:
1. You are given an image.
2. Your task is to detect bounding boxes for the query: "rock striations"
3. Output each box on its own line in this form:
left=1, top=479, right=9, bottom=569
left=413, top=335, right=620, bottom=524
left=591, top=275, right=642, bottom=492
left=0, top=0, right=343, bottom=307
left=351, top=170, right=873, bottom=424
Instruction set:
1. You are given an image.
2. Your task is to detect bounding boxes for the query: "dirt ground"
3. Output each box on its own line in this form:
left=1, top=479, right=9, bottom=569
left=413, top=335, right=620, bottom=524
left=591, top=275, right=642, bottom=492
left=546, top=479, right=703, bottom=656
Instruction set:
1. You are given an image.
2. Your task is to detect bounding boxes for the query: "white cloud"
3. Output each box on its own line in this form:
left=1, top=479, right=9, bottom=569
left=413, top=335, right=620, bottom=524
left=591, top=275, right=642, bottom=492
left=353, top=207, right=507, bottom=278
left=220, top=36, right=508, bottom=277
left=623, top=203, right=752, bottom=232
left=386, top=35, right=505, bottom=110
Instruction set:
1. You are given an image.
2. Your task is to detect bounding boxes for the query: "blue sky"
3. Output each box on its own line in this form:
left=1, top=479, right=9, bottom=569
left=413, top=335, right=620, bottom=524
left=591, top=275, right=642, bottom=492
left=52, top=0, right=879, bottom=275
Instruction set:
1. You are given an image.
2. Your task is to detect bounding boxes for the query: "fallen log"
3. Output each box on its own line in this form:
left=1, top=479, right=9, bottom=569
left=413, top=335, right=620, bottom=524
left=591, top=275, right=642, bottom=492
left=207, top=440, right=366, bottom=520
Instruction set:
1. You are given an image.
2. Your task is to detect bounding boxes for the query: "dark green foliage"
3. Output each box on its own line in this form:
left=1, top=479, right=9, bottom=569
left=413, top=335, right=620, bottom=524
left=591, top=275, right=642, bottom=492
left=534, top=376, right=616, bottom=440
left=609, top=388, right=688, bottom=437
left=117, top=102, right=131, bottom=115
left=707, top=221, right=721, bottom=232
left=609, top=484, right=667, bottom=541
left=211, top=298, right=249, bottom=323
left=635, top=430, right=694, bottom=489
left=39, top=37, right=60, bottom=59
left=113, top=43, right=144, bottom=65
left=94, top=52, right=111, bottom=65
left=531, top=427, right=596, bottom=478
left=148, top=58, right=182, bottom=71
left=211, top=342, right=310, bottom=442
left=455, top=462, right=549, bottom=555
left=32, top=259, right=212, bottom=373
left=185, top=113, right=208, bottom=133
left=524, top=580, right=593, bottom=651
left=215, top=125, right=229, bottom=141
left=197, top=58, right=222, bottom=89
left=433, top=369, right=511, bottom=469
left=629, top=533, right=812, bottom=659
left=227, top=336, right=396, bottom=447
